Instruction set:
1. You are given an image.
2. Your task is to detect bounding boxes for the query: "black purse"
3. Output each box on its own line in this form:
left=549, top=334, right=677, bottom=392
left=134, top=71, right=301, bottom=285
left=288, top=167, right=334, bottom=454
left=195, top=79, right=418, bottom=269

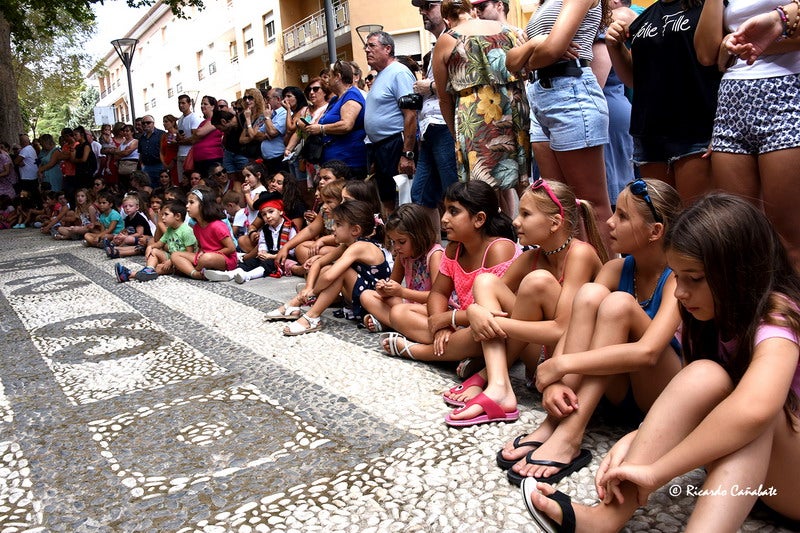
left=300, top=134, right=325, bottom=164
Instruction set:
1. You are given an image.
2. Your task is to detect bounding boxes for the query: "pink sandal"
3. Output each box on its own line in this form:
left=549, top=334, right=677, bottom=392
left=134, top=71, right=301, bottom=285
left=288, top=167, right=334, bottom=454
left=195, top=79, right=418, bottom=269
left=442, top=372, right=488, bottom=408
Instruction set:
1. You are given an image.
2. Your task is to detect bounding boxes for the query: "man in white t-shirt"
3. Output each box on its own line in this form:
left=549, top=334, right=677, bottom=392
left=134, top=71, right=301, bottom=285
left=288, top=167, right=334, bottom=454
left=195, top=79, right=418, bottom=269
left=15, top=134, right=39, bottom=193
left=176, top=94, right=202, bottom=184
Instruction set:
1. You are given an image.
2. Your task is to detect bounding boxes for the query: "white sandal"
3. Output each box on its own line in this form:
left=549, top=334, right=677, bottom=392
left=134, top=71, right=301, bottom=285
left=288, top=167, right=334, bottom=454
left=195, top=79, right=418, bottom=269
left=264, top=305, right=302, bottom=321
left=283, top=313, right=323, bottom=336
left=380, top=332, right=418, bottom=360
left=363, top=313, right=384, bottom=333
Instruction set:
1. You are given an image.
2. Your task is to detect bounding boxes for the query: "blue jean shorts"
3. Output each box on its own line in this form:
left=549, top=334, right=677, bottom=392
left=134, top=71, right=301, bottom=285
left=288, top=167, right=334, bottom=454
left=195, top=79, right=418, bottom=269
left=632, top=137, right=710, bottom=167
left=223, top=149, right=249, bottom=173
left=529, top=68, right=609, bottom=151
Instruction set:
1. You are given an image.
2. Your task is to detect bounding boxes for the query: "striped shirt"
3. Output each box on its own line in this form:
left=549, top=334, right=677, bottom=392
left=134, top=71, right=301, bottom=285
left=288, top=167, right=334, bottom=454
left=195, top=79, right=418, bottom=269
left=526, top=0, right=601, bottom=62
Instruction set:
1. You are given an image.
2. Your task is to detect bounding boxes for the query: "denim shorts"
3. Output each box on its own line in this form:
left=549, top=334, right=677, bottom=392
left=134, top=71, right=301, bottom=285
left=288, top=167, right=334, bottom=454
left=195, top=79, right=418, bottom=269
left=223, top=149, right=249, bottom=173
left=632, top=137, right=710, bottom=167
left=529, top=68, right=609, bottom=151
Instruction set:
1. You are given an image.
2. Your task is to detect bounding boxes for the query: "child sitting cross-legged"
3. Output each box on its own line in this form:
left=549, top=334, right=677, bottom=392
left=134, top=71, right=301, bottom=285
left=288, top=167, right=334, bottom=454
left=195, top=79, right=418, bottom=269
left=115, top=200, right=196, bottom=282
left=265, top=200, right=392, bottom=335
left=204, top=191, right=297, bottom=284
left=84, top=190, right=124, bottom=247
left=104, top=192, right=153, bottom=259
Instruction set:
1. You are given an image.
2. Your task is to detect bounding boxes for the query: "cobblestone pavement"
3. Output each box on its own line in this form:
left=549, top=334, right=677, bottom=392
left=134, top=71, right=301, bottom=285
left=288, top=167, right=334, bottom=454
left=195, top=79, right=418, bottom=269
left=0, top=230, right=796, bottom=532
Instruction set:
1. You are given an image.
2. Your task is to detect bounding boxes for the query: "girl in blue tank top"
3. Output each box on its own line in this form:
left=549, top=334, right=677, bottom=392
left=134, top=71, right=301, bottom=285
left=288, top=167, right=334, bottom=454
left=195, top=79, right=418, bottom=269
left=501, top=179, right=685, bottom=487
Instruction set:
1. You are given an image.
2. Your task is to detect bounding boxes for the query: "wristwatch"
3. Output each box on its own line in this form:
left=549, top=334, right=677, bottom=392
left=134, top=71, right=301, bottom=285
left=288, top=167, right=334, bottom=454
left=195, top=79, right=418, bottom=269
left=402, top=151, right=415, bottom=160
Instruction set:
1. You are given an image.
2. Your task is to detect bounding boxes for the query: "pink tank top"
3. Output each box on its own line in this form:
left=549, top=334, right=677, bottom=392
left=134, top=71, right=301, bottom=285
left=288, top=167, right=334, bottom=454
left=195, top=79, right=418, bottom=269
left=439, top=238, right=522, bottom=309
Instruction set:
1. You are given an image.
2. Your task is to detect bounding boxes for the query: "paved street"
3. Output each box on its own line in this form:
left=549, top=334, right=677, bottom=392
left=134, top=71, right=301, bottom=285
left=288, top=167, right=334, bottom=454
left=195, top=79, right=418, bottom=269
left=0, top=229, right=794, bottom=532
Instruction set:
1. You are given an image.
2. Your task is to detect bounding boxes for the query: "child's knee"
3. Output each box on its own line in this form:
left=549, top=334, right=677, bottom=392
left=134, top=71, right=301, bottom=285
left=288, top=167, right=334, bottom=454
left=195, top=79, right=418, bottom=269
left=519, top=269, right=558, bottom=297
left=574, top=282, right=612, bottom=310
left=596, top=291, right=639, bottom=323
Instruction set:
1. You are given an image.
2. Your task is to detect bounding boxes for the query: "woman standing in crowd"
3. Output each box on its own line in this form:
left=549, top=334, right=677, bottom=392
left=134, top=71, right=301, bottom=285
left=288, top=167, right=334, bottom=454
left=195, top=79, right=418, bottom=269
left=695, top=0, right=800, bottom=268
left=191, top=95, right=224, bottom=179
left=0, top=141, right=16, bottom=198
left=302, top=60, right=368, bottom=179
left=605, top=0, right=720, bottom=204
left=71, top=126, right=97, bottom=193
left=280, top=86, right=309, bottom=183
left=285, top=77, right=330, bottom=198
left=36, top=134, right=63, bottom=193
left=433, top=0, right=530, bottom=215
left=507, top=0, right=613, bottom=247
left=160, top=114, right=180, bottom=185
left=114, top=124, right=139, bottom=189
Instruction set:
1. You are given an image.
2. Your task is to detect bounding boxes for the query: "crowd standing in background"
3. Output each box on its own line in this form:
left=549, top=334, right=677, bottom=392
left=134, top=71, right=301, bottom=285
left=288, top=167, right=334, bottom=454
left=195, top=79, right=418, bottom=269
left=3, top=0, right=800, bottom=530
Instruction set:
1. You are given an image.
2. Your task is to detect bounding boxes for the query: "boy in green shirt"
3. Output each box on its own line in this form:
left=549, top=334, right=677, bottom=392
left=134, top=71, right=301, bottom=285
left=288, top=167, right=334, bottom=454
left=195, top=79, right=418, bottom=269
left=115, top=200, right=197, bottom=282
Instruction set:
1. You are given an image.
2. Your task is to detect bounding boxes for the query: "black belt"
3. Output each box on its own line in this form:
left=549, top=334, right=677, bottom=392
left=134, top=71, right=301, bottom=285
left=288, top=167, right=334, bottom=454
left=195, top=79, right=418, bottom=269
left=529, top=59, right=591, bottom=88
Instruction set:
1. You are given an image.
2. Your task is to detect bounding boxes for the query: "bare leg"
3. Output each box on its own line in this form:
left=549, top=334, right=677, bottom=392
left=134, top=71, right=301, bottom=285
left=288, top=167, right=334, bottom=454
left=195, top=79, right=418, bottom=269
left=552, top=146, right=612, bottom=250
left=759, top=147, right=800, bottom=270
left=516, top=292, right=681, bottom=480
left=528, top=360, right=734, bottom=532
left=711, top=152, right=761, bottom=207
left=672, top=153, right=713, bottom=205
left=450, top=270, right=560, bottom=419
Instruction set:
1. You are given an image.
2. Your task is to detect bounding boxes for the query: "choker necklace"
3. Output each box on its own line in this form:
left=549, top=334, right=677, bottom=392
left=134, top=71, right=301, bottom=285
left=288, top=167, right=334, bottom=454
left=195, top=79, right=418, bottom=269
left=543, top=235, right=572, bottom=256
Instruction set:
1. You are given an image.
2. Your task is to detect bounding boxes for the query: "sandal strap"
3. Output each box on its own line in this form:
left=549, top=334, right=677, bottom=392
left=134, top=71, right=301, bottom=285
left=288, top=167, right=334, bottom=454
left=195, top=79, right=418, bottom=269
left=524, top=450, right=571, bottom=469
left=513, top=435, right=544, bottom=450
left=548, top=490, right=576, bottom=533
left=302, top=313, right=320, bottom=327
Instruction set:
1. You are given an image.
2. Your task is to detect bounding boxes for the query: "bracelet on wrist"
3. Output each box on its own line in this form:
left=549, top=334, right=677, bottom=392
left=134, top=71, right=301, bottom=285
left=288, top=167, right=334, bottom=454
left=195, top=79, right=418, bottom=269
left=451, top=309, right=458, bottom=330
left=777, top=6, right=790, bottom=36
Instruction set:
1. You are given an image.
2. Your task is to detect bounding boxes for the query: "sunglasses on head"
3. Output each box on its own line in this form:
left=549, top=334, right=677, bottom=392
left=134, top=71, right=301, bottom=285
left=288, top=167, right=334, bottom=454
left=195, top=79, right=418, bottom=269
left=628, top=179, right=662, bottom=223
left=530, top=179, right=564, bottom=219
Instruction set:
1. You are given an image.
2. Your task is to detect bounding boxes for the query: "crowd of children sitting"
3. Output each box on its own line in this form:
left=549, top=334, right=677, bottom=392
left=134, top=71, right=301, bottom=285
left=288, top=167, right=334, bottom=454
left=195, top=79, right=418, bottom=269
left=10, top=159, right=800, bottom=531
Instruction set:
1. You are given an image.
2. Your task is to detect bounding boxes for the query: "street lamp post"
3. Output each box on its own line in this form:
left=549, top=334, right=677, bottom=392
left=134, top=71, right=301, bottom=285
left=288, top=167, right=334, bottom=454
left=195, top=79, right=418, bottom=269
left=30, top=116, right=38, bottom=140
left=111, top=38, right=139, bottom=123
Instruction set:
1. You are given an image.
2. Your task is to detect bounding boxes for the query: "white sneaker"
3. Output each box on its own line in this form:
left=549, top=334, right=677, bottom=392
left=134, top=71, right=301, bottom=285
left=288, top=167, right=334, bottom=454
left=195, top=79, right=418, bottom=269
left=203, top=269, right=234, bottom=282
left=233, top=271, right=249, bottom=284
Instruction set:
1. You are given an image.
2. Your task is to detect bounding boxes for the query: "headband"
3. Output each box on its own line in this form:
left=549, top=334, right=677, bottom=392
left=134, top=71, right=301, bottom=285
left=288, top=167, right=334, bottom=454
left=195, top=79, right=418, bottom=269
left=190, top=189, right=204, bottom=201
left=258, top=199, right=284, bottom=212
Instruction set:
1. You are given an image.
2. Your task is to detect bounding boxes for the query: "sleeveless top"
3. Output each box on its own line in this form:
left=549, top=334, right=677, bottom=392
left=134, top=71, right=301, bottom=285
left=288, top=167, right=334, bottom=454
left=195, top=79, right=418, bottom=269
left=526, top=0, right=602, bottom=62
left=119, top=139, right=139, bottom=161
left=351, top=238, right=394, bottom=319
left=439, top=238, right=522, bottom=309
left=400, top=244, right=445, bottom=303
left=618, top=255, right=681, bottom=353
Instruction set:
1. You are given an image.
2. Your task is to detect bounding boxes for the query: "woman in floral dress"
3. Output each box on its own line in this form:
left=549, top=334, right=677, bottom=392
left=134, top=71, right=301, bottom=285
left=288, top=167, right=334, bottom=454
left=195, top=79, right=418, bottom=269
left=432, top=0, right=530, bottom=201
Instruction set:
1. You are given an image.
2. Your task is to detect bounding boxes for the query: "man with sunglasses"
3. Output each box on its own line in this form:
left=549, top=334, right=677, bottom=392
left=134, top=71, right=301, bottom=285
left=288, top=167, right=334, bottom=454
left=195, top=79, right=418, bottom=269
left=410, top=0, right=458, bottom=234
left=137, top=115, right=166, bottom=189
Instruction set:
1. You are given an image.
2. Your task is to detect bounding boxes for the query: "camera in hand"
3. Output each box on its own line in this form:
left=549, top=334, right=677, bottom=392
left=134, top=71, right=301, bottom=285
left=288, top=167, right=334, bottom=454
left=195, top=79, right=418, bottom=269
left=397, top=93, right=423, bottom=110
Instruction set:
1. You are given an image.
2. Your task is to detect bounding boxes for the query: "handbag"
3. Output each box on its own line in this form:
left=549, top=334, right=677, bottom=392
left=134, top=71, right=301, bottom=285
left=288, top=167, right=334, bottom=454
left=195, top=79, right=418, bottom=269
left=118, top=159, right=138, bottom=176
left=300, top=134, right=325, bottom=164
left=183, top=147, right=195, bottom=172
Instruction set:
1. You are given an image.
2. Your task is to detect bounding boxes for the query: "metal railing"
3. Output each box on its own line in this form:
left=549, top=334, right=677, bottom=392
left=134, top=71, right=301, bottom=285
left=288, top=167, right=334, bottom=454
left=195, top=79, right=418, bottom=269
left=283, top=1, right=349, bottom=54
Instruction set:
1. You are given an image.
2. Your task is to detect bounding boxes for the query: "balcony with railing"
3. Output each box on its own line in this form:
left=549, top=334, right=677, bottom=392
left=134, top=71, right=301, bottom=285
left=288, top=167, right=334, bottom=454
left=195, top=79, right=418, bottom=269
left=283, top=1, right=350, bottom=61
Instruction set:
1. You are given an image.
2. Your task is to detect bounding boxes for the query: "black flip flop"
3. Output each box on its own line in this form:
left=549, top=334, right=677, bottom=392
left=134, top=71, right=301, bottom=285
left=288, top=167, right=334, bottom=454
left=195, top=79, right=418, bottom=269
left=520, top=478, right=576, bottom=533
left=507, top=448, right=592, bottom=486
left=495, top=434, right=543, bottom=470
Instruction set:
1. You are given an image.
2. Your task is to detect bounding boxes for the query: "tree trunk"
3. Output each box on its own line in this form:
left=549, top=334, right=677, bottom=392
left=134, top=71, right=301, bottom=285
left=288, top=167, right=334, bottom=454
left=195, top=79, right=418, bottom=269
left=0, top=13, right=23, bottom=144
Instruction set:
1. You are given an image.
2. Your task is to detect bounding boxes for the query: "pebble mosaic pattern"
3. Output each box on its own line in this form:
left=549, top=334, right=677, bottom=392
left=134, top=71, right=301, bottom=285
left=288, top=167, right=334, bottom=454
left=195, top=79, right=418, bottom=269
left=0, top=231, right=795, bottom=532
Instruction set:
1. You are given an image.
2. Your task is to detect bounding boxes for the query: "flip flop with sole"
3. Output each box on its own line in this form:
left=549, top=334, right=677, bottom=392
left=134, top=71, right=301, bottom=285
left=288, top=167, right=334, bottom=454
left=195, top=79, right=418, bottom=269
left=442, top=372, right=488, bottom=408
left=520, top=478, right=576, bottom=533
left=507, top=448, right=592, bottom=487
left=444, top=393, right=519, bottom=427
left=496, top=434, right=544, bottom=470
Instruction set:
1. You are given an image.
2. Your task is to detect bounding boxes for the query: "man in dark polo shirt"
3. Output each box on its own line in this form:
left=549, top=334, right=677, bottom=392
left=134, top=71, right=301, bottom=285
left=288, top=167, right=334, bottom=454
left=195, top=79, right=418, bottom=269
left=137, top=115, right=165, bottom=188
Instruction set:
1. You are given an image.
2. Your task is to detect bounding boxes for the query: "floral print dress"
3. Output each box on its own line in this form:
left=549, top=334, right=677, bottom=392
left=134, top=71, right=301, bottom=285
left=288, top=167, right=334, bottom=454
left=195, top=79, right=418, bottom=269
left=445, top=26, right=530, bottom=190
